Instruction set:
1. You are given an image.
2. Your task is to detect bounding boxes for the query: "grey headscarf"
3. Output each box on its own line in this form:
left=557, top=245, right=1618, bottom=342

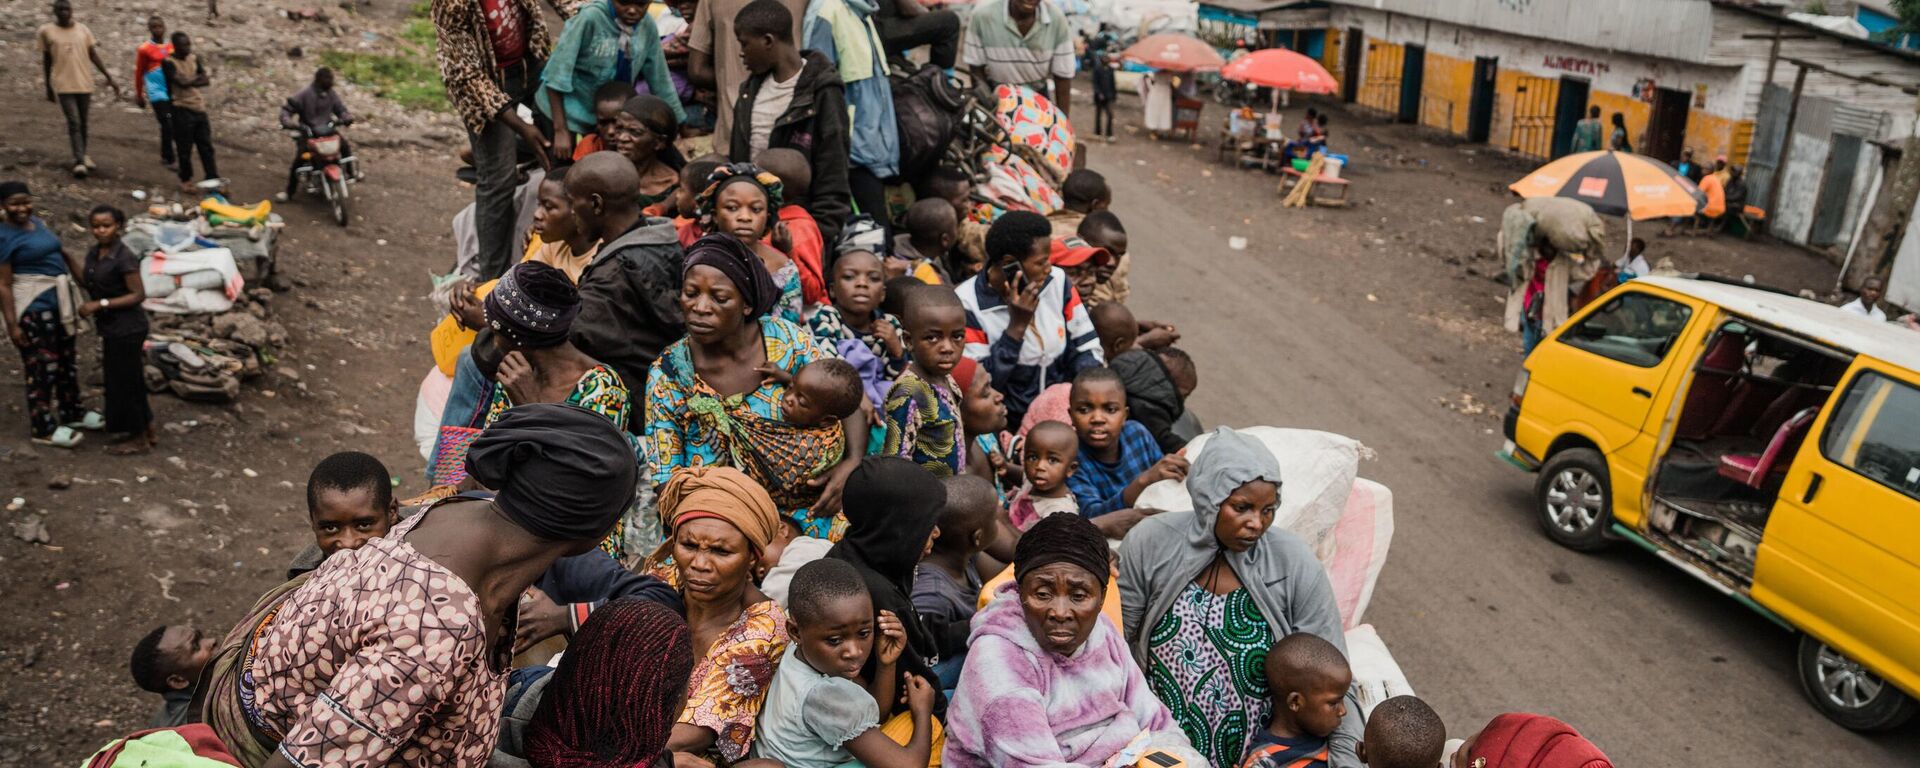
left=1182, top=426, right=1284, bottom=546
left=1117, top=426, right=1366, bottom=768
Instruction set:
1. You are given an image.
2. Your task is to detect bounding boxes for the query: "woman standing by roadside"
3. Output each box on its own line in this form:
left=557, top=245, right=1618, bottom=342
left=0, top=181, right=101, bottom=448
left=77, top=205, right=154, bottom=454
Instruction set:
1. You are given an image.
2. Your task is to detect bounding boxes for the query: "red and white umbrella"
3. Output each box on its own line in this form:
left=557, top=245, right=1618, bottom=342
left=1220, top=48, right=1339, bottom=94
left=1120, top=33, right=1226, bottom=73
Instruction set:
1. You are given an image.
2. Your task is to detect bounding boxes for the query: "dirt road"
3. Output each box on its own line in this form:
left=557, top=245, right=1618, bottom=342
left=1090, top=101, right=1920, bottom=764
left=0, top=1, right=1915, bottom=760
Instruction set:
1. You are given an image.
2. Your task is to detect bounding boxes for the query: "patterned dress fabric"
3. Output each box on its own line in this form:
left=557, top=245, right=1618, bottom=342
left=992, top=84, right=1074, bottom=180
left=678, top=599, right=792, bottom=762
left=240, top=511, right=513, bottom=767
left=1147, top=582, right=1275, bottom=768
left=645, top=316, right=845, bottom=538
left=881, top=370, right=966, bottom=477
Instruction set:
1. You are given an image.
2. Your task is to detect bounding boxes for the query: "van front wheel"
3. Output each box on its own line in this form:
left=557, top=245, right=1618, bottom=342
left=1797, top=635, right=1917, bottom=731
left=1535, top=448, right=1612, bottom=551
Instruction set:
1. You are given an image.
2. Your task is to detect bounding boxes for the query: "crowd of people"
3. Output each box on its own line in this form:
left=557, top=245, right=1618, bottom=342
left=10, top=0, right=1628, bottom=765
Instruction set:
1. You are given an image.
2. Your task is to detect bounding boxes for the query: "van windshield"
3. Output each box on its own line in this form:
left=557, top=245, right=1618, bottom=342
left=1558, top=292, right=1693, bottom=367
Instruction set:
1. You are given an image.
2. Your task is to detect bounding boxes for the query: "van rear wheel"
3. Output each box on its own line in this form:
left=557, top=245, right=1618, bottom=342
left=1797, top=635, right=1917, bottom=731
left=1535, top=448, right=1612, bottom=551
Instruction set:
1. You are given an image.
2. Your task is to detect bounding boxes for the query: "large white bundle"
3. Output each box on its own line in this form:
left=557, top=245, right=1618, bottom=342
left=1135, top=427, right=1366, bottom=558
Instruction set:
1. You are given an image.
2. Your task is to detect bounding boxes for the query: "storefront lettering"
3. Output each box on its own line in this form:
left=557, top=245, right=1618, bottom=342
left=1541, top=55, right=1609, bottom=76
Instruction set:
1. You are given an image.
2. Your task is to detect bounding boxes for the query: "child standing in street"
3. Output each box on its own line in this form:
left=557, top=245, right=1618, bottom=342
left=1090, top=52, right=1117, bottom=141
left=883, top=287, right=970, bottom=476
left=77, top=205, right=155, bottom=454
left=39, top=0, right=121, bottom=178
left=729, top=0, right=853, bottom=241
left=163, top=32, right=217, bottom=192
left=134, top=15, right=174, bottom=169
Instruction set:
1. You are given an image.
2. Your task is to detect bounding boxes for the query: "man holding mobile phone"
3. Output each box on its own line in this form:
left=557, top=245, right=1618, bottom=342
left=955, top=210, right=1105, bottom=427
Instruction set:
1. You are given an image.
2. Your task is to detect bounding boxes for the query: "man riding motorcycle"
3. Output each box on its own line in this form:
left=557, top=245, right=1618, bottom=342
left=275, top=67, right=357, bottom=202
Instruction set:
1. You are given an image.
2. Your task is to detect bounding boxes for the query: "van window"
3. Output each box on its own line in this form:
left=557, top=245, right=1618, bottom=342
left=1822, top=371, right=1920, bottom=500
left=1556, top=292, right=1693, bottom=368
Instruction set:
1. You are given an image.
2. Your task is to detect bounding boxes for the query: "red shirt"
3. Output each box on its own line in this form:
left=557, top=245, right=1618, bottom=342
left=778, top=205, right=827, bottom=306
left=675, top=217, right=704, bottom=248
left=572, top=132, right=604, bottom=161
left=482, top=0, right=528, bottom=69
left=135, top=39, right=170, bottom=99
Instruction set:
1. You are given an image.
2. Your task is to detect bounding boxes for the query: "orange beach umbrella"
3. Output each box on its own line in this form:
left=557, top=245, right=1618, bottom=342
left=1509, top=151, right=1704, bottom=220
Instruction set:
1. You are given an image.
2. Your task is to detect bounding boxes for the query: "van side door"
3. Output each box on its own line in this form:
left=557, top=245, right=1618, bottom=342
left=1756, top=361, right=1920, bottom=697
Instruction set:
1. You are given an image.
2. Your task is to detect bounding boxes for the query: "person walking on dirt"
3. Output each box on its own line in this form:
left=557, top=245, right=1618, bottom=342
left=431, top=0, right=560, bottom=281
left=163, top=32, right=218, bottom=193
left=1607, top=112, right=1631, bottom=153
left=134, top=15, right=175, bottom=170
left=39, top=0, right=122, bottom=179
left=1570, top=106, right=1601, bottom=153
left=1090, top=52, right=1116, bottom=141
left=963, top=0, right=1074, bottom=115
left=275, top=67, right=358, bottom=202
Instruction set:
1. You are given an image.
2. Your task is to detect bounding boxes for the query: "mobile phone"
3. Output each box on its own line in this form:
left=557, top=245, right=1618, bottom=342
left=1137, top=750, right=1186, bottom=768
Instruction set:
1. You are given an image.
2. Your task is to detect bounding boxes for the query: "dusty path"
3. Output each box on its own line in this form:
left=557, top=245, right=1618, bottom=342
left=1091, top=98, right=1920, bottom=765
left=0, top=4, right=1913, bottom=760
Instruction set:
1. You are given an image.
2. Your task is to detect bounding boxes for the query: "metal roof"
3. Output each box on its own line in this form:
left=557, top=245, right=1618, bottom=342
left=1636, top=275, right=1920, bottom=371
left=1197, top=0, right=1317, bottom=15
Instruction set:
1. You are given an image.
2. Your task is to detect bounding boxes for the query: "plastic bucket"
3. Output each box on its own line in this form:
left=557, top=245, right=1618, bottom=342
left=1323, top=156, right=1346, bottom=179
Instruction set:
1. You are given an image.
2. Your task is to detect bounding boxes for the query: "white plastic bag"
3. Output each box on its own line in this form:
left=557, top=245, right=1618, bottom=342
left=1344, top=624, right=1416, bottom=719
left=1135, top=427, right=1367, bottom=560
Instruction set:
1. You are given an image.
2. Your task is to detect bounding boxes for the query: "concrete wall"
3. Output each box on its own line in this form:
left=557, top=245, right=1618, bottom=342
left=1322, top=0, right=1715, bottom=63
left=1333, top=5, right=1752, bottom=159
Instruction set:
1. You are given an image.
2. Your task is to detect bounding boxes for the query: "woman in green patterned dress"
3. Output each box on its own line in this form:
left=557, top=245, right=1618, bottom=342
left=1118, top=427, right=1365, bottom=768
left=479, top=260, right=633, bottom=559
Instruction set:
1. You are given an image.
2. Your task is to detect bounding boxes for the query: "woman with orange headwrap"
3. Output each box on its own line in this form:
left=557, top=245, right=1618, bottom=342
left=647, top=465, right=790, bottom=766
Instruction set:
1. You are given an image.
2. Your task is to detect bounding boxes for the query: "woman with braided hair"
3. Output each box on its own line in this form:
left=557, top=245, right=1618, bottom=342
left=491, top=598, right=695, bottom=768
left=644, top=231, right=868, bottom=538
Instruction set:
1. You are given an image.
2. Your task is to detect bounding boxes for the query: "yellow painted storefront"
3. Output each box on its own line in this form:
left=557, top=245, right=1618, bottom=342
left=1342, top=42, right=1753, bottom=164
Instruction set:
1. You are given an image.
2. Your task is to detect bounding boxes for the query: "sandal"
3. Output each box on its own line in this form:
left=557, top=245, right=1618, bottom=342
left=66, top=411, right=106, bottom=431
left=31, top=426, right=84, bottom=449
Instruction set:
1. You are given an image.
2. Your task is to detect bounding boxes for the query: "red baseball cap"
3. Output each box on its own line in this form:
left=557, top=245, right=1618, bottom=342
left=1050, top=236, right=1112, bottom=268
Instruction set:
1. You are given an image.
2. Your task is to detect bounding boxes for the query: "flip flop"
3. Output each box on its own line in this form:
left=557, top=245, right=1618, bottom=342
left=31, top=426, right=83, bottom=449
left=66, top=411, right=106, bottom=431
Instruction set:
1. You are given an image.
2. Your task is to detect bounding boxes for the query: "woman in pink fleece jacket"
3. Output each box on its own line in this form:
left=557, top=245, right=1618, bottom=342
left=943, top=513, right=1202, bottom=768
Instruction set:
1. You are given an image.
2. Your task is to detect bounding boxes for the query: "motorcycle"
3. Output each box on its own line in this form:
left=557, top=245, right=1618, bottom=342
left=288, top=121, right=360, bottom=226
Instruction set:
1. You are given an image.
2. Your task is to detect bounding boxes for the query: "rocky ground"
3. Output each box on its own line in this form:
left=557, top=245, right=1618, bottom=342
left=0, top=1, right=464, bottom=761
left=0, top=1, right=1877, bottom=762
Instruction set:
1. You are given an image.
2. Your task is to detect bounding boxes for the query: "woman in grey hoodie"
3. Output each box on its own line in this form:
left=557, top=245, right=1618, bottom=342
left=1118, top=427, right=1365, bottom=768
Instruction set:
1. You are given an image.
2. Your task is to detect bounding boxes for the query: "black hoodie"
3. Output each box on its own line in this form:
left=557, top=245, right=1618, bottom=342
left=1110, top=348, right=1188, bottom=454
left=824, top=457, right=950, bottom=718
left=729, top=50, right=853, bottom=243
